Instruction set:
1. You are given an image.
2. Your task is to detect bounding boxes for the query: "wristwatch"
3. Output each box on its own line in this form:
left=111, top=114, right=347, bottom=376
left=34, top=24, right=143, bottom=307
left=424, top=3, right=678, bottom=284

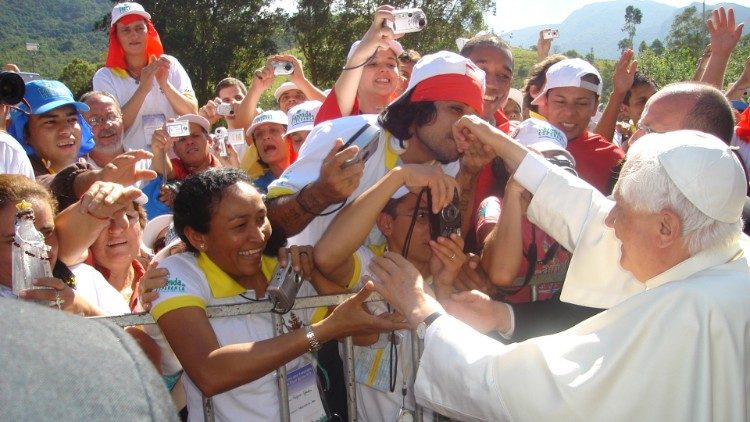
left=415, top=311, right=444, bottom=340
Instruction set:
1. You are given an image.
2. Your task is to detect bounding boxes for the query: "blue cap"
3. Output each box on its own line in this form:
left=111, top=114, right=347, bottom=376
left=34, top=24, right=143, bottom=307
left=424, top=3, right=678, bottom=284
left=8, top=80, right=94, bottom=157
left=731, top=100, right=748, bottom=113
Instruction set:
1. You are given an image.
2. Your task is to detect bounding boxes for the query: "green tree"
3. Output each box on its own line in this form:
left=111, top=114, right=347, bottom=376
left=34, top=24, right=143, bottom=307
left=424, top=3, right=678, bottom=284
left=564, top=49, right=581, bottom=59
left=291, top=0, right=492, bottom=88
left=618, top=5, right=642, bottom=52
left=585, top=48, right=596, bottom=63
left=638, top=40, right=648, bottom=53
left=105, top=0, right=287, bottom=104
left=650, top=38, right=665, bottom=55
left=58, top=58, right=99, bottom=99
left=666, top=6, right=708, bottom=61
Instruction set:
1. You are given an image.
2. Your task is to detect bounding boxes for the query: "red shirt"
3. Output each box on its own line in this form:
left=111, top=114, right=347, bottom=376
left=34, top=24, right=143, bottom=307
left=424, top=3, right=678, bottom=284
left=566, top=130, right=624, bottom=194
left=171, top=154, right=222, bottom=181
left=314, top=88, right=360, bottom=125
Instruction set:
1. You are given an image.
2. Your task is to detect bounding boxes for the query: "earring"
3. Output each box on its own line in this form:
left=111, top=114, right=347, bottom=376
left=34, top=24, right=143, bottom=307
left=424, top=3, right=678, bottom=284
left=200, top=243, right=206, bottom=251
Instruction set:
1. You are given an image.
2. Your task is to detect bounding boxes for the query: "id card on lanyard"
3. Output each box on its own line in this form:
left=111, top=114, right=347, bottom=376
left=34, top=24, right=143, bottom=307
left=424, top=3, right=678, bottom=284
left=287, top=359, right=326, bottom=422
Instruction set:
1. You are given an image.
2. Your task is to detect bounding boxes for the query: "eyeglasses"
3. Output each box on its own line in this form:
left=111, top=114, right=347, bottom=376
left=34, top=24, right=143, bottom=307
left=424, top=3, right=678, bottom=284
left=87, top=113, right=122, bottom=127
left=391, top=209, right=430, bottom=221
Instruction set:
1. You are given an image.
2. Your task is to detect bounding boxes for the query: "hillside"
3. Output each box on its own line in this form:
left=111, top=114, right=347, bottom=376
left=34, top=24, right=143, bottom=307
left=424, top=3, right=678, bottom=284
left=503, top=1, right=750, bottom=59
left=0, top=0, right=112, bottom=77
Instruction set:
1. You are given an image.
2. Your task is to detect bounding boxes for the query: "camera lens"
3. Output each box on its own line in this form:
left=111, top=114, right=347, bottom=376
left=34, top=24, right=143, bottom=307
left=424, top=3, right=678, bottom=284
left=442, top=204, right=459, bottom=222
left=0, top=72, right=25, bottom=106
left=284, top=63, right=292, bottom=71
left=418, top=18, right=426, bottom=27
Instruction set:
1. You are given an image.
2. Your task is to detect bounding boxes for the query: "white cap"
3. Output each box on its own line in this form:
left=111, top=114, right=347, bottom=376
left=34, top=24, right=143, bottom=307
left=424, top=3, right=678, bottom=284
left=390, top=50, right=486, bottom=112
left=630, top=130, right=746, bottom=223
left=507, top=88, right=524, bottom=110
left=141, top=214, right=173, bottom=255
left=285, top=101, right=321, bottom=137
left=110, top=2, right=151, bottom=27
left=176, top=114, right=211, bottom=134
left=347, top=39, right=404, bottom=61
left=531, top=58, right=602, bottom=105
left=273, top=82, right=302, bottom=103
left=512, top=118, right=574, bottom=165
left=246, top=110, right=288, bottom=138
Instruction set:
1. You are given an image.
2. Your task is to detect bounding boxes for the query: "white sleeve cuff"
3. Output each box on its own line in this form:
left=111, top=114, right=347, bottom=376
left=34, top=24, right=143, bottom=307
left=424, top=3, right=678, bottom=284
left=513, top=153, right=551, bottom=195
left=497, top=302, right=515, bottom=340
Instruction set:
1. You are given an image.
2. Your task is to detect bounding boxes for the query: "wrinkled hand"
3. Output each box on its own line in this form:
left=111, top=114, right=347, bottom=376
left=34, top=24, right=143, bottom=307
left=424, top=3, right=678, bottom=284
left=707, top=7, right=744, bottom=55
left=453, top=115, right=504, bottom=155
left=99, top=150, right=157, bottom=186
left=278, top=245, right=316, bottom=281
left=400, top=164, right=459, bottom=213
left=441, top=290, right=511, bottom=334
left=79, top=181, right=144, bottom=220
left=368, top=252, right=443, bottom=327
left=612, top=49, right=638, bottom=95
left=139, top=261, right=168, bottom=312
left=324, top=280, right=409, bottom=338
left=316, top=138, right=365, bottom=204
left=460, top=132, right=495, bottom=176
left=429, top=233, right=467, bottom=300
left=454, top=253, right=497, bottom=295
left=199, top=97, right=221, bottom=125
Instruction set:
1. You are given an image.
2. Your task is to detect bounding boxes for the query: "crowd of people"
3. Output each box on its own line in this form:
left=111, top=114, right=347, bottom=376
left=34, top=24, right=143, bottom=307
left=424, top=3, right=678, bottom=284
left=1, top=2, right=749, bottom=421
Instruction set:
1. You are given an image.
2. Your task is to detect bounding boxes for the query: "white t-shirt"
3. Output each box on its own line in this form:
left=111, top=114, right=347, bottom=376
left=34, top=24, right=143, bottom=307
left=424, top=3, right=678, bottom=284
left=151, top=252, right=318, bottom=422
left=0, top=132, right=34, bottom=179
left=69, top=263, right=131, bottom=316
left=267, top=114, right=459, bottom=247
left=92, top=55, right=195, bottom=152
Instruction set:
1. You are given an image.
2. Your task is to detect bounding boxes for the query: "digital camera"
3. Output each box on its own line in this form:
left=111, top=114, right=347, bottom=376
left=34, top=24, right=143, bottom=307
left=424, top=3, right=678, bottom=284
left=546, top=153, right=577, bottom=176
left=387, top=8, right=427, bottom=34
left=428, top=188, right=461, bottom=240
left=267, top=259, right=304, bottom=313
left=272, top=60, right=294, bottom=75
left=216, top=102, right=233, bottom=116
left=340, top=124, right=380, bottom=168
left=0, top=72, right=25, bottom=105
left=542, top=29, right=559, bottom=40
left=166, top=121, right=190, bottom=138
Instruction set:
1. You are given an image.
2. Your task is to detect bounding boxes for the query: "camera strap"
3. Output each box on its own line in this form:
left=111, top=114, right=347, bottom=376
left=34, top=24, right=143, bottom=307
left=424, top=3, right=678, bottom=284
left=521, top=225, right=559, bottom=286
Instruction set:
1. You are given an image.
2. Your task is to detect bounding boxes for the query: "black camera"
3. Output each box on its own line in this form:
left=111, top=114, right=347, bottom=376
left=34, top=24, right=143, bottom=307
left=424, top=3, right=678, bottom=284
left=428, top=188, right=461, bottom=239
left=546, top=153, right=577, bottom=176
left=0, top=72, right=25, bottom=105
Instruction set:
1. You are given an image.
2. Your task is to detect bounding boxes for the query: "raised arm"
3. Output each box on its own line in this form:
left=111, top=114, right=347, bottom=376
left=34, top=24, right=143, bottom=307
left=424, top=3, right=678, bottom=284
left=726, top=56, right=750, bottom=100
left=281, top=54, right=327, bottom=102
left=232, top=63, right=274, bottom=130
left=700, top=7, right=744, bottom=89
left=480, top=181, right=529, bottom=286
left=595, top=50, right=637, bottom=142
left=155, top=56, right=198, bottom=116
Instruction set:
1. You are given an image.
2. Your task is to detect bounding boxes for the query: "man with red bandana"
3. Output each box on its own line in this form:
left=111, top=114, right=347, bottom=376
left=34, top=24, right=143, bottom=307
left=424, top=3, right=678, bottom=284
left=266, top=51, right=486, bottom=247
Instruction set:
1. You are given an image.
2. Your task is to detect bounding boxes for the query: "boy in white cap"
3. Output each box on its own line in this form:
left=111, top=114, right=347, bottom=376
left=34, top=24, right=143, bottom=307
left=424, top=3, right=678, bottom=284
left=532, top=58, right=624, bottom=194
left=285, top=100, right=321, bottom=153
left=149, top=114, right=220, bottom=182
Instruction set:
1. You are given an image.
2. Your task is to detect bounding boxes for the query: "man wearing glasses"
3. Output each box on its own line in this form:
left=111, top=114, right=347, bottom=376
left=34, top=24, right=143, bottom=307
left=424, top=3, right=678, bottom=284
left=80, top=91, right=131, bottom=169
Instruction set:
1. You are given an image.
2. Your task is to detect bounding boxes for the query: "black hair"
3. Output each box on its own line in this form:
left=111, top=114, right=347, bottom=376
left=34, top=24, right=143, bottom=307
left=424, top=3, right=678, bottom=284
left=460, top=34, right=514, bottom=70
left=622, top=72, right=658, bottom=105
left=173, top=167, right=253, bottom=253
left=215, top=77, right=247, bottom=97
left=378, top=89, right=437, bottom=146
left=522, top=54, right=567, bottom=114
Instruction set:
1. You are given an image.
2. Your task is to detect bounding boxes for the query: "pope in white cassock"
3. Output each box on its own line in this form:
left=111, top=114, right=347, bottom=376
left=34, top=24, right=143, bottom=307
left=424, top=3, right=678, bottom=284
left=364, top=119, right=750, bottom=421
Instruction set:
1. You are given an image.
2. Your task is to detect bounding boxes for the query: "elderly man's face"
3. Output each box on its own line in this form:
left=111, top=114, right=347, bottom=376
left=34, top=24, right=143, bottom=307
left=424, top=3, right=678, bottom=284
left=604, top=191, right=663, bottom=281
left=628, top=94, right=691, bottom=147
left=83, top=95, right=123, bottom=154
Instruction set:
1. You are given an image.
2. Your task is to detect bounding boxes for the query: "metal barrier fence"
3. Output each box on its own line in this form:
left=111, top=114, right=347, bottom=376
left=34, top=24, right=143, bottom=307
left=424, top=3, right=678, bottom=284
left=92, top=292, right=420, bottom=422
left=92, top=268, right=568, bottom=422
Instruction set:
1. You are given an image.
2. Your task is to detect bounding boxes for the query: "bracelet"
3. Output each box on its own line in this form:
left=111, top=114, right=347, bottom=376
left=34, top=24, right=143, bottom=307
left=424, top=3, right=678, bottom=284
left=304, top=325, right=322, bottom=353
left=295, top=183, right=347, bottom=217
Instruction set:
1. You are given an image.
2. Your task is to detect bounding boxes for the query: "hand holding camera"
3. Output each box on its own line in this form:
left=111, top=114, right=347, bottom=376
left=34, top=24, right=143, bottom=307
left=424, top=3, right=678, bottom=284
left=268, top=246, right=314, bottom=314
left=384, top=8, right=427, bottom=35
left=428, top=188, right=461, bottom=240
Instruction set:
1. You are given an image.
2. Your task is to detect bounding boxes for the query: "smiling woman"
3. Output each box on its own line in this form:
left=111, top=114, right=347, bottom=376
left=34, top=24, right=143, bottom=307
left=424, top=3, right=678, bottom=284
left=149, top=167, right=404, bottom=420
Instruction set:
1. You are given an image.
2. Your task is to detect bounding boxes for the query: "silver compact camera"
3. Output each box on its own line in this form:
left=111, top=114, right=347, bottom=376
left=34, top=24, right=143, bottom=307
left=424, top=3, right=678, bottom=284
left=272, top=60, right=294, bottom=75
left=387, top=8, right=427, bottom=34
left=166, top=121, right=190, bottom=138
left=216, top=102, right=233, bottom=116
left=542, top=29, right=559, bottom=39
left=267, top=259, right=303, bottom=313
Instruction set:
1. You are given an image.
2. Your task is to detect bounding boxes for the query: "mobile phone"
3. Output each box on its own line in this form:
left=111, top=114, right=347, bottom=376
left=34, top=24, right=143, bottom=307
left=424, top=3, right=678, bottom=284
left=166, top=121, right=190, bottom=138
left=542, top=29, right=559, bottom=40
left=340, top=124, right=380, bottom=168
left=272, top=60, right=294, bottom=75
left=386, top=8, right=427, bottom=34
